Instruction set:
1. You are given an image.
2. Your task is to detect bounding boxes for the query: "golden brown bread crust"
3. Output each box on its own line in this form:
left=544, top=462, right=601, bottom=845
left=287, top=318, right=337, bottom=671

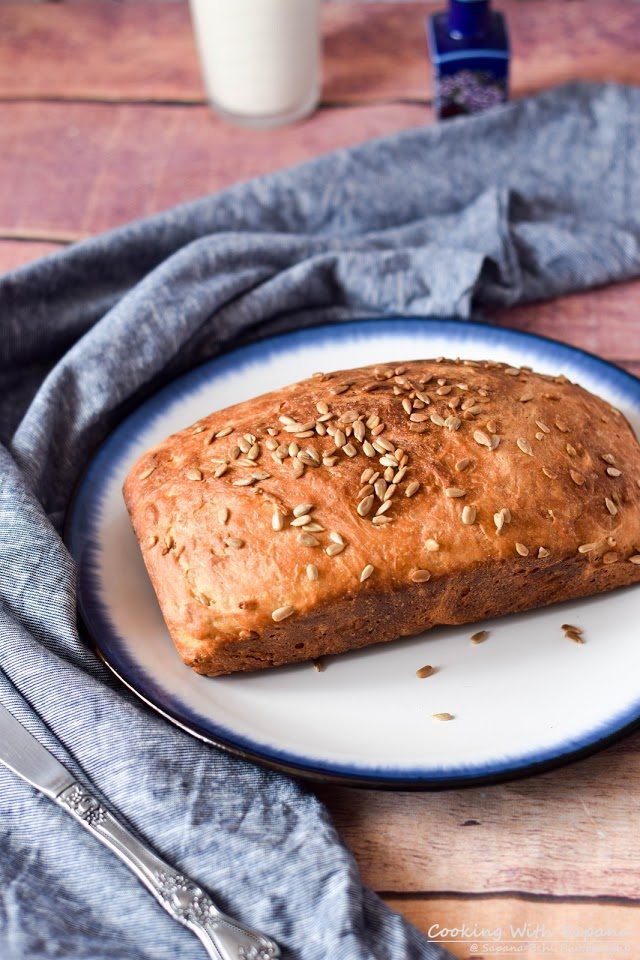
left=123, top=359, right=640, bottom=675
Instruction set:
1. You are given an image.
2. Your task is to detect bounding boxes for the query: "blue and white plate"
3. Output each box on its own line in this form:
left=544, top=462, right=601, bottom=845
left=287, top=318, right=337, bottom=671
left=66, top=318, right=640, bottom=788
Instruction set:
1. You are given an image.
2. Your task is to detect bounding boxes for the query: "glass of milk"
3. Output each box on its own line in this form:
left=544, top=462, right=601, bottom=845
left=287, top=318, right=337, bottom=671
left=189, top=0, right=321, bottom=128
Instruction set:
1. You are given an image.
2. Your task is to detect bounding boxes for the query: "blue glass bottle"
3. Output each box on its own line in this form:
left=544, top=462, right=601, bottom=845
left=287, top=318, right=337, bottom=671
left=427, top=0, right=509, bottom=120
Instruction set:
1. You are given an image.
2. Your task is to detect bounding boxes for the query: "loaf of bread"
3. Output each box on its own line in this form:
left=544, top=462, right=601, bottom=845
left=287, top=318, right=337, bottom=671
left=123, top=358, right=640, bottom=675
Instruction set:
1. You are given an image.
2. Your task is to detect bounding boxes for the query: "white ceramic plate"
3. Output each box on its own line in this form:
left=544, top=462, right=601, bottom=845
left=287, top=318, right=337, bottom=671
left=66, top=318, right=640, bottom=788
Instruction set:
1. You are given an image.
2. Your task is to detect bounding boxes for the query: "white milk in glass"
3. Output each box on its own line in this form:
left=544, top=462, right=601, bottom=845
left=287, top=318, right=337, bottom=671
left=189, top=0, right=321, bottom=127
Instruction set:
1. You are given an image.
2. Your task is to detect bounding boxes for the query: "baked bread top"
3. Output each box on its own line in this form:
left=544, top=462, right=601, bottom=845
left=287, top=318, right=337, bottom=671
left=123, top=358, right=640, bottom=673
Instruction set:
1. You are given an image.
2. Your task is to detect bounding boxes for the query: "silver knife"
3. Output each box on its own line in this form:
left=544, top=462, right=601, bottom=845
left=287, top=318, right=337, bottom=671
left=0, top=701, right=280, bottom=960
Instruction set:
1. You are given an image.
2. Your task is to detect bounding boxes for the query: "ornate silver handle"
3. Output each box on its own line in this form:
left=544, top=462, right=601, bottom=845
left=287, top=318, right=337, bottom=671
left=56, top=783, right=280, bottom=960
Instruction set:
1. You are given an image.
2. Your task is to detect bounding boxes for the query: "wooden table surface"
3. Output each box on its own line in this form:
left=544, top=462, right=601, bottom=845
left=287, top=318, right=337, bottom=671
left=3, top=2, right=639, bottom=955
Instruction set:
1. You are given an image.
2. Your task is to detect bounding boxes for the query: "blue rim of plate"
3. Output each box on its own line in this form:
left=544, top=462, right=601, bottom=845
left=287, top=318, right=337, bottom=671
left=66, top=317, right=640, bottom=789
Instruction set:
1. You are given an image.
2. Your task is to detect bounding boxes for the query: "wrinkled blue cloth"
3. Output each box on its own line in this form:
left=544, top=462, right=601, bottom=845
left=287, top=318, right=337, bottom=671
left=1, top=81, right=640, bottom=960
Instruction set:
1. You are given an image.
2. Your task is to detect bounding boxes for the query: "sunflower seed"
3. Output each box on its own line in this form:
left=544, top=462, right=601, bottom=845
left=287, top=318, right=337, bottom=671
left=425, top=538, right=440, bottom=552
left=602, top=453, right=616, bottom=465
left=570, top=470, right=585, bottom=486
left=605, top=497, right=618, bottom=516
left=473, top=429, right=491, bottom=448
left=542, top=467, right=557, bottom=480
left=603, top=551, right=618, bottom=564
left=272, top=605, right=294, bottom=622
left=445, top=487, right=466, bottom=498
left=538, top=546, right=550, bottom=558
left=290, top=515, right=312, bottom=527
left=329, top=531, right=344, bottom=545
left=455, top=458, right=471, bottom=472
left=232, top=476, right=255, bottom=487
left=225, top=537, right=244, bottom=549
left=536, top=420, right=551, bottom=434
left=306, top=564, right=319, bottom=581
left=629, top=555, right=640, bottom=564
left=405, top=481, right=420, bottom=498
left=272, top=510, right=284, bottom=531
left=461, top=505, right=477, bottom=525
left=432, top=713, right=454, bottom=721
left=555, top=418, right=569, bottom=432
left=470, top=630, right=488, bottom=644
left=291, top=459, right=304, bottom=478
left=607, top=466, right=622, bottom=477
left=517, top=438, right=534, bottom=456
left=357, top=495, right=375, bottom=517
left=578, top=542, right=598, bottom=554
left=298, top=533, right=320, bottom=547
left=374, top=478, right=387, bottom=500
left=326, top=542, right=345, bottom=557
left=445, top=415, right=462, bottom=432
left=185, top=467, right=203, bottom=481
left=515, top=542, right=529, bottom=557
left=353, top=420, right=366, bottom=443
left=410, top=569, right=431, bottom=582
left=218, top=507, right=229, bottom=525
left=416, top=665, right=434, bottom=678
left=215, top=426, right=234, bottom=438
left=338, top=409, right=359, bottom=425
left=139, top=464, right=156, bottom=480
left=360, top=564, right=374, bottom=582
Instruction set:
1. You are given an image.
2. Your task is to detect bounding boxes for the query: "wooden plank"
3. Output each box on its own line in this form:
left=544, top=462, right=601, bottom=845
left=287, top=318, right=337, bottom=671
left=317, top=724, right=640, bottom=898
left=326, top=0, right=640, bottom=103
left=0, top=2, right=639, bottom=105
left=0, top=239, right=66, bottom=274
left=494, top=280, right=640, bottom=363
left=384, top=895, right=640, bottom=958
left=0, top=3, right=204, bottom=102
left=0, top=100, right=430, bottom=236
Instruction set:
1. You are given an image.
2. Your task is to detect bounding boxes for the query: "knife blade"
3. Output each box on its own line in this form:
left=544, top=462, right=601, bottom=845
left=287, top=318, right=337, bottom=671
left=0, top=701, right=76, bottom=798
left=0, top=700, right=280, bottom=960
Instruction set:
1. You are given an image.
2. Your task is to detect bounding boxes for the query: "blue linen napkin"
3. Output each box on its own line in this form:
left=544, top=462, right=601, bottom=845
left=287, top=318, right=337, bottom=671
left=1, top=81, right=640, bottom=960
